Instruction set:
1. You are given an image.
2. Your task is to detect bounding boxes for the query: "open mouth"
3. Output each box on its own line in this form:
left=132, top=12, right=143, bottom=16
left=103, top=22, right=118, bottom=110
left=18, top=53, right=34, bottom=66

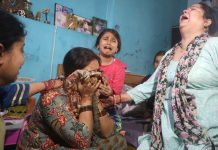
left=180, top=14, right=189, bottom=21
left=104, top=46, right=112, bottom=51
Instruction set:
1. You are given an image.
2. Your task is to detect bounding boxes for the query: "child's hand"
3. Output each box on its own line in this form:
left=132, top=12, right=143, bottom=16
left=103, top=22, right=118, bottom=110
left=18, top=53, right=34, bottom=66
left=99, top=84, right=113, bottom=96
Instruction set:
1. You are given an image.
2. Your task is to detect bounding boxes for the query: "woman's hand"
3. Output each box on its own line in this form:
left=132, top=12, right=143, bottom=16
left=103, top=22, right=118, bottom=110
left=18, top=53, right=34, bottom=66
left=100, top=94, right=124, bottom=108
left=78, top=76, right=101, bottom=99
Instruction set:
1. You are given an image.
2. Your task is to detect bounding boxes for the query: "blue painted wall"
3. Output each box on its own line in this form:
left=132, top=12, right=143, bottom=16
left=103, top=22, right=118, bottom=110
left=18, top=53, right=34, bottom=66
left=18, top=0, right=187, bottom=83
left=110, top=0, right=187, bottom=74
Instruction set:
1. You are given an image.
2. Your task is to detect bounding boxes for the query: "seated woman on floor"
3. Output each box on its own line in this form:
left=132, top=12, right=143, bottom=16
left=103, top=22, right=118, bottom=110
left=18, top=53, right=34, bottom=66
left=17, top=47, right=127, bottom=150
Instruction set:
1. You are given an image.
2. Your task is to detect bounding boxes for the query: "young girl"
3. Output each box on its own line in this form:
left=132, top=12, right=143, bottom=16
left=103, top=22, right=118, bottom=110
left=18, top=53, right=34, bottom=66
left=95, top=28, right=126, bottom=133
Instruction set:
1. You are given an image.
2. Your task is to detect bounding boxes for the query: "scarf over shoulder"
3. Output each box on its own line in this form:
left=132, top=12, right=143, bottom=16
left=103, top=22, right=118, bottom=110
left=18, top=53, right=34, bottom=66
left=151, top=33, right=211, bottom=149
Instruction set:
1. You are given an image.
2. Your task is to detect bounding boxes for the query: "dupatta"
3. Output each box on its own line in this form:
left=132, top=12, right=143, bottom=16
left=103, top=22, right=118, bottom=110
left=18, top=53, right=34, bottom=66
left=150, top=33, right=210, bottom=149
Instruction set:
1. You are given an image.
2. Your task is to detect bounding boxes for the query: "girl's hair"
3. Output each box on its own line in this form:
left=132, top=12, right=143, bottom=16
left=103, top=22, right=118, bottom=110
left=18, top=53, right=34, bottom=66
left=95, top=28, right=121, bottom=53
left=153, top=50, right=165, bottom=64
left=0, top=9, right=26, bottom=51
left=63, top=47, right=101, bottom=77
left=199, top=2, right=218, bottom=35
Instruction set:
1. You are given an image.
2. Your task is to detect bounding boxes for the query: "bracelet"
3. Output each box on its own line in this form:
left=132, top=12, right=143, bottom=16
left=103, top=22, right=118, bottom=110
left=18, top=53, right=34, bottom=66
left=78, top=105, right=93, bottom=114
left=44, top=79, right=55, bottom=90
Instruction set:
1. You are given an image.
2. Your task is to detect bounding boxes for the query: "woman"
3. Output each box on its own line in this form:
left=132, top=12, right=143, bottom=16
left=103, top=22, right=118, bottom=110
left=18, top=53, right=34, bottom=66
left=17, top=47, right=127, bottom=149
left=108, top=2, right=218, bottom=150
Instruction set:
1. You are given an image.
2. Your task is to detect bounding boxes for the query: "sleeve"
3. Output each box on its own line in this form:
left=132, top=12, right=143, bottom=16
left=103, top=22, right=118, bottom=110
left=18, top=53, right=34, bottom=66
left=112, top=61, right=126, bottom=94
left=209, top=37, right=218, bottom=71
left=127, top=48, right=172, bottom=104
left=127, top=66, right=159, bottom=104
left=0, top=83, right=30, bottom=108
left=40, top=94, right=91, bottom=149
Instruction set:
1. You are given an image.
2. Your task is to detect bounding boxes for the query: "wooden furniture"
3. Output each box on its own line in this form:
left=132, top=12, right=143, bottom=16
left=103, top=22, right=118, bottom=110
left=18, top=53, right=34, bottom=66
left=57, top=64, right=64, bottom=77
left=124, top=72, right=146, bottom=87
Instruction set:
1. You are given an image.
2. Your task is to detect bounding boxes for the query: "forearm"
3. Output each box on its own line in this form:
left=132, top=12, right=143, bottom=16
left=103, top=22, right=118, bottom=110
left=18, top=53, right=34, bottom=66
left=113, top=93, right=132, bottom=105
left=99, top=114, right=115, bottom=137
left=29, top=79, right=63, bottom=97
left=97, top=102, right=115, bottom=137
left=78, top=97, right=93, bottom=135
left=120, top=93, right=132, bottom=103
left=79, top=111, right=93, bottom=135
left=28, top=82, right=45, bottom=96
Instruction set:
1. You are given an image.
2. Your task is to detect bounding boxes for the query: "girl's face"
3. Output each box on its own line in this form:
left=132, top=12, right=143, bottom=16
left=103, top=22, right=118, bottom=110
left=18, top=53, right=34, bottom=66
left=179, top=4, right=211, bottom=33
left=97, top=32, right=119, bottom=57
left=0, top=37, right=25, bottom=85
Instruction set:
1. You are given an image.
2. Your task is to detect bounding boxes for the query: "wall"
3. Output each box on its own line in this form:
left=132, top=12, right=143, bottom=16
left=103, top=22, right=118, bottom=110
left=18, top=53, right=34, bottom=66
left=110, top=0, right=187, bottom=74
left=188, top=0, right=213, bottom=6
left=18, top=0, right=187, bottom=84
left=19, top=0, right=108, bottom=82
left=188, top=0, right=201, bottom=6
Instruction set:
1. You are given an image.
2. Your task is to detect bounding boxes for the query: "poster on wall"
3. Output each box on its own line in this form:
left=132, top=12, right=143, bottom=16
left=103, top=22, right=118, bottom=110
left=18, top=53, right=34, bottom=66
left=54, top=3, right=74, bottom=28
left=92, top=17, right=107, bottom=36
left=75, top=15, right=92, bottom=35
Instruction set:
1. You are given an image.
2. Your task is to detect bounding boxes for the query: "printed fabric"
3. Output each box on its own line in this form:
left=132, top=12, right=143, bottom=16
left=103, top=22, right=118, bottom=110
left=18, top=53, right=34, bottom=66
left=17, top=70, right=127, bottom=150
left=150, top=33, right=210, bottom=149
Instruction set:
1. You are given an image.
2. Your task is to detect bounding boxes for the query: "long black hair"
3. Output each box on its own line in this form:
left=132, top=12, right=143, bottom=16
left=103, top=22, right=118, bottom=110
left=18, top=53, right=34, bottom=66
left=0, top=9, right=26, bottom=51
left=63, top=47, right=101, bottom=77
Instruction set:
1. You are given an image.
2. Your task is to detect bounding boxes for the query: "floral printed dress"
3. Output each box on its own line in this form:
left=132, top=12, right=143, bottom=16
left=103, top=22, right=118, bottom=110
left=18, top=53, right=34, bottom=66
left=17, top=71, right=127, bottom=150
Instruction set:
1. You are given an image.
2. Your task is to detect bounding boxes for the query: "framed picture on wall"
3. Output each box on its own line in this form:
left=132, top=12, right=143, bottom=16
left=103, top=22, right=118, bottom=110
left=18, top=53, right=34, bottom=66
left=92, top=17, right=107, bottom=36
left=66, top=14, right=78, bottom=30
left=73, top=15, right=92, bottom=35
left=54, top=3, right=73, bottom=28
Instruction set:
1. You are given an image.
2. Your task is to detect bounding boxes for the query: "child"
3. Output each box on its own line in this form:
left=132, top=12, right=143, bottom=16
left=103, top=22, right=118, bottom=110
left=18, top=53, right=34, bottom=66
left=95, top=28, right=126, bottom=133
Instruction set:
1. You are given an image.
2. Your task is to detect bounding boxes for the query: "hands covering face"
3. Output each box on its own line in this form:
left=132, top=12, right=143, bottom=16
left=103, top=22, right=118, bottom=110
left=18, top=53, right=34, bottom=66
left=73, top=70, right=114, bottom=106
left=77, top=71, right=101, bottom=98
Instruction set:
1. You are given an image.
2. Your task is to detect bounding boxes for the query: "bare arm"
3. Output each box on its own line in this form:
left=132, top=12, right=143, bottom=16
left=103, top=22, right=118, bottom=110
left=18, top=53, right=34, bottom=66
left=78, top=96, right=94, bottom=135
left=97, top=102, right=115, bottom=138
left=28, top=79, right=63, bottom=97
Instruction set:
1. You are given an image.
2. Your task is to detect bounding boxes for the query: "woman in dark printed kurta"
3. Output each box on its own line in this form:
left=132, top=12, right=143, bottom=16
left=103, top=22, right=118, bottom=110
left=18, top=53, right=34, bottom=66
left=17, top=47, right=127, bottom=150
